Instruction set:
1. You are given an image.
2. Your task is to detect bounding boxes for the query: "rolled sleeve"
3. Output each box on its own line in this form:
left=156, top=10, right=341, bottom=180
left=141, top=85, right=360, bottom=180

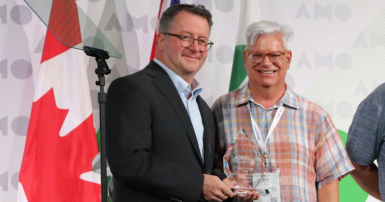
left=315, top=112, right=354, bottom=189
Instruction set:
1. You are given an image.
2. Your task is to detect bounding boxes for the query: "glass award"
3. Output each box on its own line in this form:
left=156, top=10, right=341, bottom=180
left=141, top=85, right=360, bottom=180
left=223, top=128, right=259, bottom=194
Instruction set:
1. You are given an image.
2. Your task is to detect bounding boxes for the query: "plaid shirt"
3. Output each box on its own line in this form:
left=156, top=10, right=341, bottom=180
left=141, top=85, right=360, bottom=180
left=212, top=84, right=353, bottom=202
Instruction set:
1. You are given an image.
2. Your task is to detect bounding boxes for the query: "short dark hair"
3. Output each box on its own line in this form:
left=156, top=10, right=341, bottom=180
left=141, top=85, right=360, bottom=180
left=158, top=4, right=213, bottom=33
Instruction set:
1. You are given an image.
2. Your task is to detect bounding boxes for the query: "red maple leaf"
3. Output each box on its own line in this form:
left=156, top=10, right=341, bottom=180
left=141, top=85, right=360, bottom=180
left=19, top=88, right=100, bottom=202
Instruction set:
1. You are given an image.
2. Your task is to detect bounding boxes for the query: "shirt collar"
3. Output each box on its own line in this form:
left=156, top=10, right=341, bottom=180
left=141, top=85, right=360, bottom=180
left=154, top=58, right=202, bottom=99
left=235, top=83, right=299, bottom=109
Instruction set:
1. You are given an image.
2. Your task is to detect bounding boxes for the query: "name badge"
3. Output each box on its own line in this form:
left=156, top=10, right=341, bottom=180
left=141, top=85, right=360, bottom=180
left=252, top=167, right=281, bottom=202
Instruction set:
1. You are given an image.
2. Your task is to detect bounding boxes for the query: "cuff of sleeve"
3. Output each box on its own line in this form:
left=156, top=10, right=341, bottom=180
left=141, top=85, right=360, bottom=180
left=212, top=168, right=228, bottom=181
left=317, top=168, right=353, bottom=189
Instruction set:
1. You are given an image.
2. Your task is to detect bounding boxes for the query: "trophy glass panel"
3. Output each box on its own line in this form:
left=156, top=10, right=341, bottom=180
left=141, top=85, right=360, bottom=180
left=223, top=129, right=259, bottom=194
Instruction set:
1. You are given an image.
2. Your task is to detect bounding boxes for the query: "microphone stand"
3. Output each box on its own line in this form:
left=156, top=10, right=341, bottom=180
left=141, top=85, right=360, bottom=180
left=83, top=46, right=111, bottom=202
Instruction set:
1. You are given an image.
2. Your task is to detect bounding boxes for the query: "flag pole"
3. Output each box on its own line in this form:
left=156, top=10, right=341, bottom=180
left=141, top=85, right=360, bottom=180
left=84, top=46, right=111, bottom=202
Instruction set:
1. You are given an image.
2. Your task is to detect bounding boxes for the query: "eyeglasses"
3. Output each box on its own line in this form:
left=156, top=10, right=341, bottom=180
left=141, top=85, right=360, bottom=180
left=162, top=32, right=214, bottom=51
left=247, top=50, right=286, bottom=63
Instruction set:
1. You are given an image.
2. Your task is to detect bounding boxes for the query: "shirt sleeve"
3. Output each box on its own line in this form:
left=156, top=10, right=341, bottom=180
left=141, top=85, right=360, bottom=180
left=315, top=110, right=354, bottom=189
left=346, top=98, right=382, bottom=166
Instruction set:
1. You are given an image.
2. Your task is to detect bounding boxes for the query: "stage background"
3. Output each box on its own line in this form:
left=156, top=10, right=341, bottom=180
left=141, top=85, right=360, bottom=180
left=1, top=0, right=385, bottom=201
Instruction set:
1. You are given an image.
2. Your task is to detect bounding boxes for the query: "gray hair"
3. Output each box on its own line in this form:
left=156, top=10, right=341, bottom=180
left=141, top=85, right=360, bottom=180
left=158, top=4, right=213, bottom=33
left=245, top=21, right=293, bottom=49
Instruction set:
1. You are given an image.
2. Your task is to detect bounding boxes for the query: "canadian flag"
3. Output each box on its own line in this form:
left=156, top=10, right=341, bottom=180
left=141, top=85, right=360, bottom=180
left=17, top=0, right=100, bottom=201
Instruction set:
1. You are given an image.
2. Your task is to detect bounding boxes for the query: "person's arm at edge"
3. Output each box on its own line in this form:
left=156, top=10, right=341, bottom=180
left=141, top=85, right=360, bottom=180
left=317, top=179, right=339, bottom=202
left=350, top=162, right=382, bottom=201
left=345, top=96, right=382, bottom=201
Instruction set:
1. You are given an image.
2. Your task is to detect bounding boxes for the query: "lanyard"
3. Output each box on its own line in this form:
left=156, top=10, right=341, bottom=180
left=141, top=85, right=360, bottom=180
left=247, top=102, right=285, bottom=166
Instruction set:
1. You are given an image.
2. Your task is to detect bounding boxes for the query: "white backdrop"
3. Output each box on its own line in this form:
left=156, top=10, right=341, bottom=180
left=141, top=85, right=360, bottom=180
left=1, top=0, right=385, bottom=201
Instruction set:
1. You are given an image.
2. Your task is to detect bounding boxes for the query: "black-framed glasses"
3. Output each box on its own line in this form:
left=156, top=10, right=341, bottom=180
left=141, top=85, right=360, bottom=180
left=247, top=50, right=287, bottom=63
left=162, top=32, right=214, bottom=51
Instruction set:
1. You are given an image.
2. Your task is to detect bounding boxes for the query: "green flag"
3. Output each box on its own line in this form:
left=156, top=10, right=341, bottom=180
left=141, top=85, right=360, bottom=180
left=229, top=0, right=261, bottom=92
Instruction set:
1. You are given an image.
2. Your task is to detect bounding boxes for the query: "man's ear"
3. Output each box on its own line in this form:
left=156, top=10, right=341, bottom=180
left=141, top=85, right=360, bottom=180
left=243, top=50, right=248, bottom=61
left=157, top=33, right=165, bottom=50
left=286, top=50, right=292, bottom=65
left=243, top=50, right=250, bottom=70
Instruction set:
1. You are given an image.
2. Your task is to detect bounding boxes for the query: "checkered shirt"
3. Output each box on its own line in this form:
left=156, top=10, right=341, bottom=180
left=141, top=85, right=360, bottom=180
left=212, top=84, right=354, bottom=202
